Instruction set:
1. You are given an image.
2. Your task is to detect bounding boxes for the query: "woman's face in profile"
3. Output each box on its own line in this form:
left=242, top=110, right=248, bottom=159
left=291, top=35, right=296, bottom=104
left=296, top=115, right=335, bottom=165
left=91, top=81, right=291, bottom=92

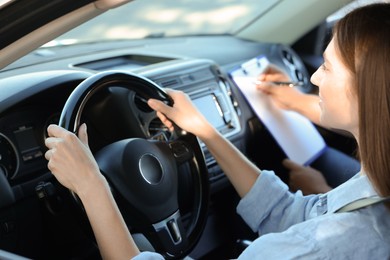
left=310, top=38, right=359, bottom=136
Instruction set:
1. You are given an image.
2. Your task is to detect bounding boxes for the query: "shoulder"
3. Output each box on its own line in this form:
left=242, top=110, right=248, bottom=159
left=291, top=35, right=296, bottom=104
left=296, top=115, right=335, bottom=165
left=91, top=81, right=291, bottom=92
left=239, top=206, right=390, bottom=259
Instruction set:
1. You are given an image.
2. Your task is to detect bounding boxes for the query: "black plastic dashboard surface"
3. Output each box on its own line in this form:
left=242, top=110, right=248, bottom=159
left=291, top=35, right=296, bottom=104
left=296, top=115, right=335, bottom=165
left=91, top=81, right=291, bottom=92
left=0, top=35, right=311, bottom=192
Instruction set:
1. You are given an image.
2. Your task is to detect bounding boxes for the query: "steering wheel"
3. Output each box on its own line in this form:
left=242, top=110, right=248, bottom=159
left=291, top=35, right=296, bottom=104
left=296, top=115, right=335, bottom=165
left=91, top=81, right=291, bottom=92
left=58, top=71, right=210, bottom=259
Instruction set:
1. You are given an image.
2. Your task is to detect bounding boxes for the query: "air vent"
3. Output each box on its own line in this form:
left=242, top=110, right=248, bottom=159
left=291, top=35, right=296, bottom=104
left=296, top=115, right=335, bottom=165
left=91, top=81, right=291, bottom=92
left=148, top=118, right=170, bottom=138
left=161, top=78, right=180, bottom=88
left=280, top=47, right=312, bottom=93
left=134, top=94, right=153, bottom=112
left=282, top=49, right=294, bottom=65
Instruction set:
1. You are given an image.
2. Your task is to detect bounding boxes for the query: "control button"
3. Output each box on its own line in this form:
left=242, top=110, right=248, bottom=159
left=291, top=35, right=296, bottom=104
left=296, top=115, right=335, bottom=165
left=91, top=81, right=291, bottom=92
left=167, top=219, right=181, bottom=243
left=169, top=142, right=192, bottom=163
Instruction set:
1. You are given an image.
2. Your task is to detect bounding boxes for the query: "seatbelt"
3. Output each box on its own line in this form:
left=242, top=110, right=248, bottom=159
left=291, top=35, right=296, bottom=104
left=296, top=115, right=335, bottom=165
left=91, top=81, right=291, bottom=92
left=336, top=196, right=390, bottom=213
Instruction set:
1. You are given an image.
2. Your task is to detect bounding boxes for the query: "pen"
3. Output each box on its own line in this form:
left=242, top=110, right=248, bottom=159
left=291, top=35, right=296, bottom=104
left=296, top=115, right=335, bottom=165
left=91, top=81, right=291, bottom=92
left=253, top=80, right=304, bottom=87
left=271, top=81, right=305, bottom=87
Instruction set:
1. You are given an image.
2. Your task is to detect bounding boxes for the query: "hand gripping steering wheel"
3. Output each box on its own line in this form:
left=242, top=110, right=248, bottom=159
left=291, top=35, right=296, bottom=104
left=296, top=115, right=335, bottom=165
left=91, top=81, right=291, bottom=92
left=59, top=71, right=210, bottom=259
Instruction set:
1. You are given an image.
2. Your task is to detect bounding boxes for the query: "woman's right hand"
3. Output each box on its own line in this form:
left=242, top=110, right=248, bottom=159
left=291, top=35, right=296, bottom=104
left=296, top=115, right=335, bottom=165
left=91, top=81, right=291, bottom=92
left=256, top=65, right=305, bottom=111
left=255, top=65, right=322, bottom=125
left=147, top=89, right=215, bottom=139
left=257, top=65, right=291, bottom=83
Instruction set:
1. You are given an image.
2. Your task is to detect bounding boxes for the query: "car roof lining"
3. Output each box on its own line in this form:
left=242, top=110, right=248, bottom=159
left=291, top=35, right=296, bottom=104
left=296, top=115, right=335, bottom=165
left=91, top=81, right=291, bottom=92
left=236, top=0, right=354, bottom=45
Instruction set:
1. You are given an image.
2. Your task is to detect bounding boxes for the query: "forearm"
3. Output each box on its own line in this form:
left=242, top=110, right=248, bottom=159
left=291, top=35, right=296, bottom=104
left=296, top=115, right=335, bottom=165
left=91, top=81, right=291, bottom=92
left=78, top=176, right=140, bottom=260
left=198, top=125, right=260, bottom=198
left=291, top=94, right=321, bottom=125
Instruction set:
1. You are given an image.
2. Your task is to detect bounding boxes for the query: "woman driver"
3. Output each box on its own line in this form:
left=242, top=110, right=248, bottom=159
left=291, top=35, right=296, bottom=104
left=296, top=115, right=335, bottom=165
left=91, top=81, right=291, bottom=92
left=45, top=3, right=390, bottom=259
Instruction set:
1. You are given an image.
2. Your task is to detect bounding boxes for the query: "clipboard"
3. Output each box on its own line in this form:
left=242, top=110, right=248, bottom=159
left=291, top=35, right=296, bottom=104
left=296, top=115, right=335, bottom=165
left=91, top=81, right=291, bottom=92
left=229, top=55, right=326, bottom=166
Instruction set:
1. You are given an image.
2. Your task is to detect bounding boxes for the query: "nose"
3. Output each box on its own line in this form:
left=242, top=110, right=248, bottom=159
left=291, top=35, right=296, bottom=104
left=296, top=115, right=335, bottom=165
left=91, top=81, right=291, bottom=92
left=310, top=67, right=321, bottom=87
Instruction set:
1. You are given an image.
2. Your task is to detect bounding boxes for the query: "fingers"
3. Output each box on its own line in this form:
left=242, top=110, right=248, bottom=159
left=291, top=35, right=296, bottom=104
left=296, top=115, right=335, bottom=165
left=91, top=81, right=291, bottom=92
left=44, top=146, right=55, bottom=161
left=257, top=66, right=281, bottom=81
left=46, top=124, right=89, bottom=147
left=148, top=99, right=175, bottom=131
left=147, top=98, right=170, bottom=113
left=257, top=65, right=291, bottom=90
left=257, top=73, right=267, bottom=82
left=47, top=124, right=66, bottom=138
left=255, top=81, right=275, bottom=93
left=44, top=136, right=58, bottom=150
left=148, top=89, right=186, bottom=131
left=45, top=123, right=90, bottom=163
left=282, top=159, right=304, bottom=170
left=78, top=123, right=89, bottom=147
left=156, top=111, right=174, bottom=132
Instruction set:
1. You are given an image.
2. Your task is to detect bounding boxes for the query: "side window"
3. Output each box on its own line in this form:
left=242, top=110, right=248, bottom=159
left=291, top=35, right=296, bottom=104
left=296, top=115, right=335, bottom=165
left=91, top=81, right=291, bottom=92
left=326, top=0, right=390, bottom=39
left=293, top=0, right=388, bottom=75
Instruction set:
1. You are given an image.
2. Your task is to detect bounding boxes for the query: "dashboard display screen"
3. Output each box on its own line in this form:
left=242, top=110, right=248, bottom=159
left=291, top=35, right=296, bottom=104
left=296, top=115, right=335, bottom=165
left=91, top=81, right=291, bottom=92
left=192, top=95, right=225, bottom=129
left=13, top=126, right=43, bottom=162
left=14, top=126, right=39, bottom=153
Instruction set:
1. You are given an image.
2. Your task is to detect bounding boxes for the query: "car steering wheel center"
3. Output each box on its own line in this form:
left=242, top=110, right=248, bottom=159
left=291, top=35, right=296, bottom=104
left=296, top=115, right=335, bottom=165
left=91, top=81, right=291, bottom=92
left=139, top=153, right=164, bottom=185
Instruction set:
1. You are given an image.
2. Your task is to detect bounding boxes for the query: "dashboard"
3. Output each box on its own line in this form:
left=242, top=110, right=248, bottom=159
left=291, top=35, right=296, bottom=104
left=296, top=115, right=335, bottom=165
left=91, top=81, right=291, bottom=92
left=0, top=36, right=311, bottom=192
left=0, top=58, right=246, bottom=195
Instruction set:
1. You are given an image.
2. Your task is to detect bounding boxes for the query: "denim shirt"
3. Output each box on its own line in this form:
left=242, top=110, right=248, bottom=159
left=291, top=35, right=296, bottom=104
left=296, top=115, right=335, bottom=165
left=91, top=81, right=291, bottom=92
left=133, top=171, right=390, bottom=259
left=236, top=171, right=390, bottom=259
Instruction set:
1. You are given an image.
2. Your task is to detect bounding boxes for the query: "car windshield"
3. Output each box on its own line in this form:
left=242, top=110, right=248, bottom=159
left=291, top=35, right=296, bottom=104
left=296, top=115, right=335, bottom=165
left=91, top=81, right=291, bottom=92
left=46, top=0, right=277, bottom=47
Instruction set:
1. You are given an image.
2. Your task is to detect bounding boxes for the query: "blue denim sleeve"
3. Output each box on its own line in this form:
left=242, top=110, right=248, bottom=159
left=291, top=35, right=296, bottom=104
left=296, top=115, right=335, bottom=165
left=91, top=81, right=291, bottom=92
left=132, top=252, right=164, bottom=260
left=236, top=170, right=319, bottom=234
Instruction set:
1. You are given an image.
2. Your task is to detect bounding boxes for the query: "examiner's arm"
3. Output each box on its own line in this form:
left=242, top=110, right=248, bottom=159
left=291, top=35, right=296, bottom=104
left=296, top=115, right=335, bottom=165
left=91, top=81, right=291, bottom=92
left=257, top=83, right=321, bottom=125
left=148, top=90, right=259, bottom=198
left=256, top=65, right=321, bottom=126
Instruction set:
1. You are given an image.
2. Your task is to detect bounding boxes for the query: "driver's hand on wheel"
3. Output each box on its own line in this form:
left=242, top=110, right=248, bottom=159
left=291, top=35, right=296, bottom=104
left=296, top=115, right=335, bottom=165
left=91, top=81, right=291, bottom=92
left=147, top=89, right=215, bottom=140
left=44, top=124, right=103, bottom=196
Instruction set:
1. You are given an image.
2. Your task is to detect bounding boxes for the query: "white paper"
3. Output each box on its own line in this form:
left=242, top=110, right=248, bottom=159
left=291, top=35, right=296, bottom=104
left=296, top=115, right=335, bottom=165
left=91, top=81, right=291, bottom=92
left=229, top=57, right=326, bottom=165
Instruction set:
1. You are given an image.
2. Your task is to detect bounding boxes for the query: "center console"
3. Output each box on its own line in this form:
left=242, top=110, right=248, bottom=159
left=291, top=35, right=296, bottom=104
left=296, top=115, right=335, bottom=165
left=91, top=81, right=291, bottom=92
left=140, top=59, right=242, bottom=181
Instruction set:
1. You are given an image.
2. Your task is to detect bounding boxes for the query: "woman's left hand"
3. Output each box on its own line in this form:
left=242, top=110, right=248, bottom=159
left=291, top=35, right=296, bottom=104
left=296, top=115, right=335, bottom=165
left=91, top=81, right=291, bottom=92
left=283, top=159, right=332, bottom=195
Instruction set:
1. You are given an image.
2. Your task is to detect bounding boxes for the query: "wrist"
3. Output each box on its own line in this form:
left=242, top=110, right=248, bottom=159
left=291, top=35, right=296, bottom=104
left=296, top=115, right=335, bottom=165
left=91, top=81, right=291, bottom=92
left=196, top=122, right=219, bottom=142
left=76, top=171, right=109, bottom=203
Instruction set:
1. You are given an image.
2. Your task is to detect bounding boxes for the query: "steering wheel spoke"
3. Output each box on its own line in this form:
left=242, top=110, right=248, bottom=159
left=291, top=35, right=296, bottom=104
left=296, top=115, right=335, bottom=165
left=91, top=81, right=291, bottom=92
left=152, top=210, right=189, bottom=257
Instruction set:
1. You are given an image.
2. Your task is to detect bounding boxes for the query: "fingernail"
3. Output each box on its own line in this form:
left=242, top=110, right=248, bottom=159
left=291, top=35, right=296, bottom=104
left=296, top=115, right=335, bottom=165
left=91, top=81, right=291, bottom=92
left=80, top=123, right=87, bottom=133
left=148, top=99, right=157, bottom=107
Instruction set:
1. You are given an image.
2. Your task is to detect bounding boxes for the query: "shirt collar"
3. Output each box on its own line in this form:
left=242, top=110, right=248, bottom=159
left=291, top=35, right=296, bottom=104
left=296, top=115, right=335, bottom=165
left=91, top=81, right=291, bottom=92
left=326, top=172, right=378, bottom=214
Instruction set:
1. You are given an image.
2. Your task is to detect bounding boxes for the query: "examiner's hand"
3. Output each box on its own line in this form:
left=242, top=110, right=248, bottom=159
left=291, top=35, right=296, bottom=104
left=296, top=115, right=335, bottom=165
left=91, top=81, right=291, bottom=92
left=283, top=159, right=332, bottom=195
left=147, top=89, right=214, bottom=139
left=257, top=65, right=291, bottom=83
left=45, top=124, right=104, bottom=197
left=256, top=65, right=304, bottom=111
